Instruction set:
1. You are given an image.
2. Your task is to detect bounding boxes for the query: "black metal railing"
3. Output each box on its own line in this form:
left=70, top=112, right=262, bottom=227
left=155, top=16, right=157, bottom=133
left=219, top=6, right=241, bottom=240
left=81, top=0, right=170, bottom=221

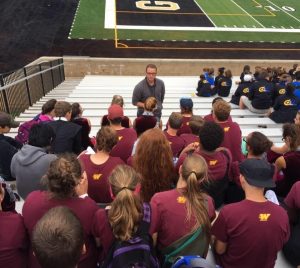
left=0, top=58, right=65, bottom=117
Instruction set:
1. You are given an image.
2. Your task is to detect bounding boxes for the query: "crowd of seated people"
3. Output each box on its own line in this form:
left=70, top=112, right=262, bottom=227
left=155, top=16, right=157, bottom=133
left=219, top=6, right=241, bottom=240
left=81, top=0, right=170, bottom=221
left=1, top=64, right=300, bottom=268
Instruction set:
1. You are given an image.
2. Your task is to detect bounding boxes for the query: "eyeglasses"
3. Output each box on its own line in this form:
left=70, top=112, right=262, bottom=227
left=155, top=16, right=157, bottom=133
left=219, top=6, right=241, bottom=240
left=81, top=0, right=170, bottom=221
left=146, top=72, right=157, bottom=75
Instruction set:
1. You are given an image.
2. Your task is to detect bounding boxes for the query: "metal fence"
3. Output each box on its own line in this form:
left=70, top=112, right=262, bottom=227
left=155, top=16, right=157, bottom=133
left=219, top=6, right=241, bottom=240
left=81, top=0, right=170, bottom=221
left=0, top=58, right=65, bottom=117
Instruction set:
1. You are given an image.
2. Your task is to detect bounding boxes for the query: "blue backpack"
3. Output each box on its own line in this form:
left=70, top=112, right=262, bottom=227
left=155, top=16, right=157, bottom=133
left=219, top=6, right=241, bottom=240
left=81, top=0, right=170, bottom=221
left=172, top=256, right=221, bottom=268
left=101, top=203, right=159, bottom=268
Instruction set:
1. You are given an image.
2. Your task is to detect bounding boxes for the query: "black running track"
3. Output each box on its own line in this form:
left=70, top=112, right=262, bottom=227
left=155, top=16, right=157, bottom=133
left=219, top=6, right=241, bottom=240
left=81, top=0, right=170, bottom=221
left=116, top=0, right=214, bottom=27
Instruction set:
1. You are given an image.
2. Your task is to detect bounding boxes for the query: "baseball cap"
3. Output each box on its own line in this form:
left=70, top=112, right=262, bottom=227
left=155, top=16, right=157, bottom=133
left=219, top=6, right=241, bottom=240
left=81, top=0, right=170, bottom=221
left=243, top=74, right=253, bottom=82
left=107, top=104, right=124, bottom=120
left=0, top=112, right=19, bottom=128
left=180, top=97, right=193, bottom=109
left=239, top=159, right=275, bottom=188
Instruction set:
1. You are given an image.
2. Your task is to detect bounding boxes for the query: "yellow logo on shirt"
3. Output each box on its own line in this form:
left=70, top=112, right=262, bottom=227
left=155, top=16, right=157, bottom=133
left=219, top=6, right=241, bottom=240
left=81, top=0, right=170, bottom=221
left=243, top=88, right=249, bottom=94
left=284, top=100, right=292, bottom=106
left=259, top=87, right=266, bottom=93
left=118, top=136, right=123, bottom=141
left=209, top=160, right=218, bottom=166
left=259, top=213, right=271, bottom=221
left=221, top=81, right=227, bottom=86
left=93, top=173, right=102, bottom=180
left=186, top=122, right=190, bottom=126
left=177, top=196, right=186, bottom=204
left=224, top=127, right=230, bottom=132
left=279, top=88, right=286, bottom=95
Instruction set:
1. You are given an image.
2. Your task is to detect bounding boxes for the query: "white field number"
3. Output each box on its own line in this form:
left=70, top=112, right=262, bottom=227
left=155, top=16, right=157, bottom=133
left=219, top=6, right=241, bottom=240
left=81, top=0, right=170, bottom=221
left=265, top=5, right=295, bottom=12
left=136, top=1, right=180, bottom=11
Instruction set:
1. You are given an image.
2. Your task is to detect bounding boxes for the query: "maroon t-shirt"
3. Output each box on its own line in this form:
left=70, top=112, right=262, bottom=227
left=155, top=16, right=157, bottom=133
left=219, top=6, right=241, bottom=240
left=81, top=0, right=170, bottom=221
left=164, top=131, right=185, bottom=157
left=134, top=115, right=157, bottom=136
left=277, top=151, right=300, bottom=197
left=110, top=128, right=137, bottom=162
left=0, top=211, right=28, bottom=268
left=177, top=116, right=192, bottom=136
left=92, top=208, right=114, bottom=262
left=150, top=189, right=215, bottom=249
left=217, top=121, right=244, bottom=162
left=212, top=199, right=290, bottom=268
left=79, top=154, right=125, bottom=203
left=180, top=133, right=199, bottom=147
left=284, top=181, right=300, bottom=209
left=22, top=191, right=99, bottom=268
left=101, top=114, right=130, bottom=128
left=176, top=150, right=229, bottom=181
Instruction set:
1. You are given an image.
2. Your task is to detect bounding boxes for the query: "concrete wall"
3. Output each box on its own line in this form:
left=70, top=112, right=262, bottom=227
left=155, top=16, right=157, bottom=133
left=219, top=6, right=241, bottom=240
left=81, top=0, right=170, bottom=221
left=33, top=56, right=298, bottom=77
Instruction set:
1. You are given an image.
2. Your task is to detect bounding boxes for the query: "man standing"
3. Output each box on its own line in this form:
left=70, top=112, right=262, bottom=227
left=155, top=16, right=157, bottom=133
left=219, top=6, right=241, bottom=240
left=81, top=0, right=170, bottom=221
left=211, top=158, right=290, bottom=268
left=132, top=64, right=165, bottom=120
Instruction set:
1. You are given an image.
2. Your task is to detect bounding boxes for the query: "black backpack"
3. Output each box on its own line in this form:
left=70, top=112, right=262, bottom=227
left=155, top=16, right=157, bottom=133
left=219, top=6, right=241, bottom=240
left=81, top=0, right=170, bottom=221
left=101, top=203, right=159, bottom=268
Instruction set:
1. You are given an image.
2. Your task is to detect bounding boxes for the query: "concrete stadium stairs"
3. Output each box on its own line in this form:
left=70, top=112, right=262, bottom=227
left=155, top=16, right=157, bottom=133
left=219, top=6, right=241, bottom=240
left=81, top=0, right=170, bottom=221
left=9, top=75, right=283, bottom=145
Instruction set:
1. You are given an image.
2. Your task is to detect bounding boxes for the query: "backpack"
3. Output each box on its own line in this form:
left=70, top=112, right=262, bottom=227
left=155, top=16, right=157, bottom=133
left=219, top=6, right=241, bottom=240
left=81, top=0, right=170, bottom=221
left=15, top=114, right=40, bottom=144
left=101, top=203, right=159, bottom=268
left=171, top=256, right=221, bottom=268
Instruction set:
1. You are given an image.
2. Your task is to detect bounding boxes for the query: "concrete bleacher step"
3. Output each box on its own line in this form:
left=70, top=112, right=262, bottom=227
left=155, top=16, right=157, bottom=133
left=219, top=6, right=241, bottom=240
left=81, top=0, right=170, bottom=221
left=11, top=75, right=283, bottom=144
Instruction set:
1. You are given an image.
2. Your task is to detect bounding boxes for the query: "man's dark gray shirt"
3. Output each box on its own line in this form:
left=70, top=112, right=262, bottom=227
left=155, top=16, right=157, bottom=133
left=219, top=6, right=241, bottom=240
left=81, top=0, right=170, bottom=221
left=132, top=78, right=165, bottom=118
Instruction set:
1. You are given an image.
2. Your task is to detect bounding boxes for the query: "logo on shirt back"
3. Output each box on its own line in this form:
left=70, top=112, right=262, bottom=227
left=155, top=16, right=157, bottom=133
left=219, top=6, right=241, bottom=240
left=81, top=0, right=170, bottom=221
left=259, top=87, right=266, bottom=93
left=259, top=213, right=271, bottom=221
left=209, top=160, right=218, bottom=166
left=177, top=196, right=186, bottom=204
left=279, top=88, right=286, bottom=95
left=224, top=127, right=230, bottom=132
left=243, top=88, right=249, bottom=94
left=221, top=81, right=227, bottom=86
left=283, top=99, right=296, bottom=106
left=93, top=173, right=102, bottom=180
left=118, top=136, right=123, bottom=141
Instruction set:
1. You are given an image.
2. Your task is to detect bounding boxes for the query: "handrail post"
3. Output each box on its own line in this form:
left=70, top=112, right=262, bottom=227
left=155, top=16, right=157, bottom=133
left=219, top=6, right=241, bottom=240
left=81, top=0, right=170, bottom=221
left=50, top=61, right=55, bottom=88
left=39, top=64, right=46, bottom=96
left=23, top=68, right=32, bottom=106
left=0, top=76, right=10, bottom=114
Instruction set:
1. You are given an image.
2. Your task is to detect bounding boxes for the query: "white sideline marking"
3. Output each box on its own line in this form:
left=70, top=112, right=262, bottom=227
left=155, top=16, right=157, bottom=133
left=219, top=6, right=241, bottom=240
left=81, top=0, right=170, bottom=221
left=114, top=25, right=300, bottom=32
left=105, top=0, right=116, bottom=28
left=230, top=0, right=265, bottom=28
left=193, top=0, right=217, bottom=27
left=266, top=0, right=300, bottom=24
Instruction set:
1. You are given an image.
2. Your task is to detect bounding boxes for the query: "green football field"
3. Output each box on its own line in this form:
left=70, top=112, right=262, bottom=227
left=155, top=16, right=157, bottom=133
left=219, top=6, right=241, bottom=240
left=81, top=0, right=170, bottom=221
left=69, top=0, right=300, bottom=47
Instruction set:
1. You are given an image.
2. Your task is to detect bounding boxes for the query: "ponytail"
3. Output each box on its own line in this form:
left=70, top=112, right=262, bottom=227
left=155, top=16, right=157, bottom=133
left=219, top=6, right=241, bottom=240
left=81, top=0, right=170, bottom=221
left=181, top=155, right=211, bottom=240
left=108, top=165, right=142, bottom=241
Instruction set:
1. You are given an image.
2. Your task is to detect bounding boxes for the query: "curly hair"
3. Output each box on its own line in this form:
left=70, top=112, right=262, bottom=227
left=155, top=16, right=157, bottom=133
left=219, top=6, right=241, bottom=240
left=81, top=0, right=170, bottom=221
left=199, top=122, right=224, bottom=151
left=95, top=126, right=118, bottom=152
left=133, top=128, right=176, bottom=202
left=108, top=165, right=142, bottom=241
left=144, top=97, right=157, bottom=112
left=43, top=154, right=82, bottom=199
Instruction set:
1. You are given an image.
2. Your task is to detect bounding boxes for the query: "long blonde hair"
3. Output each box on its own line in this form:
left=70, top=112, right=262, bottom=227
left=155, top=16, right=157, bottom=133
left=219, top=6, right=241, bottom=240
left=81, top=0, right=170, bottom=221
left=108, top=165, right=142, bottom=241
left=181, top=154, right=211, bottom=239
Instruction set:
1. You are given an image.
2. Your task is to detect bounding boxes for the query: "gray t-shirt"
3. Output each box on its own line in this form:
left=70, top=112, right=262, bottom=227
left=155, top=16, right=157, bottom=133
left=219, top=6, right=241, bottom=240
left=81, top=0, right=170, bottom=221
left=132, top=77, right=165, bottom=118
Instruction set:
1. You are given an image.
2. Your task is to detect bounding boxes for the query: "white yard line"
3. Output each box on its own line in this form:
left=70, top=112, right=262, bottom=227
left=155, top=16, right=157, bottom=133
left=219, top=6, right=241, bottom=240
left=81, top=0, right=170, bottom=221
left=266, top=0, right=300, bottom=24
left=105, top=0, right=116, bottom=28
left=193, top=0, right=217, bottom=27
left=230, top=0, right=265, bottom=28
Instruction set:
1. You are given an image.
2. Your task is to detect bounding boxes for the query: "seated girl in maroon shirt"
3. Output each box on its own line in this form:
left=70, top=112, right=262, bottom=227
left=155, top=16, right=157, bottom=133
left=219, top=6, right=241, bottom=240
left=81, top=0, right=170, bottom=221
left=150, top=154, right=216, bottom=264
left=22, top=154, right=98, bottom=268
left=275, top=123, right=300, bottom=197
left=0, top=182, right=28, bottom=268
left=79, top=126, right=124, bottom=203
left=92, top=165, right=148, bottom=263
